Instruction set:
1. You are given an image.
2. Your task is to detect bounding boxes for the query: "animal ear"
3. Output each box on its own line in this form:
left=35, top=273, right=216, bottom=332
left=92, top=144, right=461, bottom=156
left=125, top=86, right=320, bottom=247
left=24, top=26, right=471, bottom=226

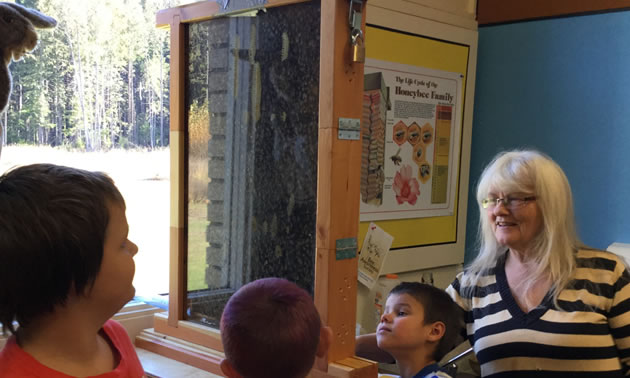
left=3, top=2, right=56, bottom=28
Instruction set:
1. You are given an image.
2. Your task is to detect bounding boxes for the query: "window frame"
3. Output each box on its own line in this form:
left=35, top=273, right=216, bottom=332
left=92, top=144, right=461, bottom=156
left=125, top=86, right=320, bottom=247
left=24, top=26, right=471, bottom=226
left=137, top=0, right=377, bottom=376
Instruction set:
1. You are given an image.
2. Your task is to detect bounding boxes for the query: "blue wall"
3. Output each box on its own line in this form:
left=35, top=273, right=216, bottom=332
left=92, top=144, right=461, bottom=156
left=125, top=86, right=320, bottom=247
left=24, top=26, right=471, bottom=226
left=465, top=12, right=630, bottom=263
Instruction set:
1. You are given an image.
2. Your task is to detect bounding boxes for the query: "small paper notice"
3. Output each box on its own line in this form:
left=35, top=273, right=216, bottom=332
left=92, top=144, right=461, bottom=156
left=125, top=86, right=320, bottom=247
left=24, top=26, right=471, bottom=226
left=358, top=223, right=394, bottom=289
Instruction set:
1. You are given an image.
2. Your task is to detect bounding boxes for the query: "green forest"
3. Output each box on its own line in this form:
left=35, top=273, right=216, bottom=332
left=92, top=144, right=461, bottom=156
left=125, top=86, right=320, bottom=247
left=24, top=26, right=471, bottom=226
left=2, top=0, right=188, bottom=150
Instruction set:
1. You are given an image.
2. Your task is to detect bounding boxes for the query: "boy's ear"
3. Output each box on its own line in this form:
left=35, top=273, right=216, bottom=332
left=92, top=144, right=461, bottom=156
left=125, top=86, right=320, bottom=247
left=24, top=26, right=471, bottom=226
left=220, top=358, right=242, bottom=378
left=316, top=326, right=333, bottom=357
left=427, top=321, right=446, bottom=342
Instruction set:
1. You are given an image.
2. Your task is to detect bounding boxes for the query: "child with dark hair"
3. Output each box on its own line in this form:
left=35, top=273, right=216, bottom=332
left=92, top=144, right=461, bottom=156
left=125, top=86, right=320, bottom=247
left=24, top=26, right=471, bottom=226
left=219, top=277, right=332, bottom=378
left=0, top=164, right=144, bottom=377
left=376, top=282, right=463, bottom=378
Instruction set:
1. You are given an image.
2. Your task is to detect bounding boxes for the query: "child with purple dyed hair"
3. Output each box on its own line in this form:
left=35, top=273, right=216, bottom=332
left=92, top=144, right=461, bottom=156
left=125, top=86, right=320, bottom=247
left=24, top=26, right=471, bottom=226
left=219, top=278, right=332, bottom=378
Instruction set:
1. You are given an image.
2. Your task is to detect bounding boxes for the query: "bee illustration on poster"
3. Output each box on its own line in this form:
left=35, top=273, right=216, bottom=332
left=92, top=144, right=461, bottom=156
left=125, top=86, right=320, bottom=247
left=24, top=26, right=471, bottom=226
left=359, top=58, right=463, bottom=222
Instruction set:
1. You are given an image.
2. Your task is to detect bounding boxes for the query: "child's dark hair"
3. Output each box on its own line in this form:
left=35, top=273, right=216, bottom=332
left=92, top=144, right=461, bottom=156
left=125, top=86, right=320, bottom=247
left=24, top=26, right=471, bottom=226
left=220, top=278, right=322, bottom=378
left=0, top=164, right=125, bottom=334
left=390, top=282, right=463, bottom=361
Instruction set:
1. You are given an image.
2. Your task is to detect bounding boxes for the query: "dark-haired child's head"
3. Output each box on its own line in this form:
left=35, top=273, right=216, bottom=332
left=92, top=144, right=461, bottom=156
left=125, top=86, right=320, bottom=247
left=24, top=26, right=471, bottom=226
left=0, top=163, right=137, bottom=334
left=220, top=277, right=331, bottom=378
left=376, top=282, right=463, bottom=363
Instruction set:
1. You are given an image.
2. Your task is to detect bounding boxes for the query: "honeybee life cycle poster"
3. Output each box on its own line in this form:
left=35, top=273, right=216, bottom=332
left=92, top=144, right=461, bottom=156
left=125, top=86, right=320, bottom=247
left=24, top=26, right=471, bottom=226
left=360, top=58, right=463, bottom=221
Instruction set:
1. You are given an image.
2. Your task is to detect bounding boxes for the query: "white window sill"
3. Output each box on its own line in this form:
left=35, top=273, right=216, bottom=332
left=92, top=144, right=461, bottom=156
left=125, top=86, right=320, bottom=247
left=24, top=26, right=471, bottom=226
left=135, top=347, right=220, bottom=378
left=116, top=301, right=219, bottom=377
left=113, top=300, right=166, bottom=341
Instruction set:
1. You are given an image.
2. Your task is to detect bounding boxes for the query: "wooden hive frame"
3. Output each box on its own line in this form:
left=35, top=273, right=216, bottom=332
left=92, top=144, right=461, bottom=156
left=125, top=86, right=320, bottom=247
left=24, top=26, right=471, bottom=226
left=135, top=1, right=377, bottom=376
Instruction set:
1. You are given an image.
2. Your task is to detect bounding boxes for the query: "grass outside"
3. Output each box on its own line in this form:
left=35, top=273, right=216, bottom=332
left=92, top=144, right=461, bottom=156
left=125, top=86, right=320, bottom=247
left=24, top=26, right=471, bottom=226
left=188, top=153, right=210, bottom=291
left=188, top=201, right=209, bottom=291
left=0, top=145, right=208, bottom=295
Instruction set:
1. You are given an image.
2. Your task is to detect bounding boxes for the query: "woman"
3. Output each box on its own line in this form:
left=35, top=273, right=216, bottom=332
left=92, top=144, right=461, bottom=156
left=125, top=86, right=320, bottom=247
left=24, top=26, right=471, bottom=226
left=446, top=149, right=630, bottom=377
left=357, top=150, right=630, bottom=377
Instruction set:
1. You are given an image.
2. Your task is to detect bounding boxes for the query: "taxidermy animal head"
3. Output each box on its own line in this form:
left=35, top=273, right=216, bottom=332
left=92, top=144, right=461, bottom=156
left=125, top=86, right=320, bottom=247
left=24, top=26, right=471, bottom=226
left=0, top=2, right=56, bottom=114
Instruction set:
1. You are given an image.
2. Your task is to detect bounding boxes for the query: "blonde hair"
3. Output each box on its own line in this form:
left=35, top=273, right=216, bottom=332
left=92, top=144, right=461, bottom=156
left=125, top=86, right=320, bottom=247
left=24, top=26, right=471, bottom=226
left=463, top=150, right=583, bottom=308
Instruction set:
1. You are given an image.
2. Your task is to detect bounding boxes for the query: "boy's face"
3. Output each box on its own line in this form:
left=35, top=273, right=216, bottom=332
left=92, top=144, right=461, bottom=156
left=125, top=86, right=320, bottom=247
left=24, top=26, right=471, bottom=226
left=87, top=202, right=138, bottom=314
left=376, top=293, right=434, bottom=354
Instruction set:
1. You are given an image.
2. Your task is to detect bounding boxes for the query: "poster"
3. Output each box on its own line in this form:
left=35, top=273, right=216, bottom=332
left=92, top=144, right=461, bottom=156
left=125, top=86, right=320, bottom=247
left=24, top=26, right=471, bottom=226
left=359, top=58, right=462, bottom=222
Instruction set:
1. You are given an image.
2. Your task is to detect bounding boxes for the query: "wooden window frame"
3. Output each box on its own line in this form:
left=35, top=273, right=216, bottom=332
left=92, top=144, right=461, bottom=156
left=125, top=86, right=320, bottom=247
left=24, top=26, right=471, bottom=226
left=135, top=1, right=378, bottom=376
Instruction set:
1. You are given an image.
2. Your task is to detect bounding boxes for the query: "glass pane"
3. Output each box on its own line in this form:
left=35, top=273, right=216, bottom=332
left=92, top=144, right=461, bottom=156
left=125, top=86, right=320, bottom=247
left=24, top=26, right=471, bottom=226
left=186, top=1, right=320, bottom=328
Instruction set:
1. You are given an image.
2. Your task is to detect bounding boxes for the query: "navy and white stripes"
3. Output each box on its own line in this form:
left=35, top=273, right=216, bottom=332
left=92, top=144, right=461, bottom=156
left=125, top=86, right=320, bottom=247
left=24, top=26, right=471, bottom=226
left=446, top=249, right=630, bottom=377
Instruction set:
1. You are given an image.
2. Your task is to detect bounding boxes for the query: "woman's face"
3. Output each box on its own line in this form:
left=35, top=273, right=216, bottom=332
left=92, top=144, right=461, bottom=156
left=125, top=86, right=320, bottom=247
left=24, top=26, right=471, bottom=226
left=486, top=191, right=543, bottom=255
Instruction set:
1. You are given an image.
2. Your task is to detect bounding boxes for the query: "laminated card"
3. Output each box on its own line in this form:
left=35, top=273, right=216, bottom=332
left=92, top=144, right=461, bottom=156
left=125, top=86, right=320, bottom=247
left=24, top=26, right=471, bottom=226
left=358, top=223, right=394, bottom=289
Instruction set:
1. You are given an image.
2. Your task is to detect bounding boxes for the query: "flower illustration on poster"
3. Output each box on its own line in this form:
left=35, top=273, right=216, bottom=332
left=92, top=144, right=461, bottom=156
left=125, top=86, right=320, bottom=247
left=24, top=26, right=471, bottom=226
left=392, top=164, right=420, bottom=205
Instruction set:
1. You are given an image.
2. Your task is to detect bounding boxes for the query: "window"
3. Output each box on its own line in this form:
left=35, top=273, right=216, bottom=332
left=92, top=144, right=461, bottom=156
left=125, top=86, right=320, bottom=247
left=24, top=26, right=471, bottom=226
left=0, top=0, right=190, bottom=300
left=0, top=0, right=376, bottom=375
left=185, top=3, right=320, bottom=328
left=0, top=147, right=171, bottom=298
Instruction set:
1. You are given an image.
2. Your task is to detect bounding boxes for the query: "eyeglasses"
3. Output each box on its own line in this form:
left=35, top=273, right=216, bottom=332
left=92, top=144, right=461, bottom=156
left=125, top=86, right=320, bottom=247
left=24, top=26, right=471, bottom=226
left=481, top=196, right=536, bottom=209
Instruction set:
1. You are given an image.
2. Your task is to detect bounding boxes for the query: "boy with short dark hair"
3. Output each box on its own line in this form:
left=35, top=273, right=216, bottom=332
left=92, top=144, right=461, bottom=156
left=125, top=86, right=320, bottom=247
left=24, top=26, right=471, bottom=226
left=376, top=282, right=462, bottom=378
left=0, top=163, right=144, bottom=377
left=219, top=277, right=332, bottom=378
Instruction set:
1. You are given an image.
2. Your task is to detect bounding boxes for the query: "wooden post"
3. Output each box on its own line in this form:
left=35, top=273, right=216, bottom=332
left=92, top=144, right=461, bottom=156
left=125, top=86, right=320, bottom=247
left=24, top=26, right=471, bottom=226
left=168, top=15, right=187, bottom=327
left=315, top=1, right=377, bottom=376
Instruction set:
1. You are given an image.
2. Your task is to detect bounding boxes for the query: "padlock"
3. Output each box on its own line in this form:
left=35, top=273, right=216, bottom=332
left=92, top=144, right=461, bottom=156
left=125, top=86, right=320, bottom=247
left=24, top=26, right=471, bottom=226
left=351, top=30, right=365, bottom=63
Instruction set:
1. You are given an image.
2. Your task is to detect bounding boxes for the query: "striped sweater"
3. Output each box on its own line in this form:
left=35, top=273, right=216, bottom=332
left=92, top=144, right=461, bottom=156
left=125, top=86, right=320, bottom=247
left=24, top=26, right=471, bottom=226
left=446, top=249, right=630, bottom=377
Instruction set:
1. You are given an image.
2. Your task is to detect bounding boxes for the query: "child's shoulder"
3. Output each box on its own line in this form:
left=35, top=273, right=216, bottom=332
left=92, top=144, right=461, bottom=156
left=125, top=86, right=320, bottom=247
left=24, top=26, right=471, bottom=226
left=422, top=372, right=453, bottom=378
left=0, top=335, right=48, bottom=378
